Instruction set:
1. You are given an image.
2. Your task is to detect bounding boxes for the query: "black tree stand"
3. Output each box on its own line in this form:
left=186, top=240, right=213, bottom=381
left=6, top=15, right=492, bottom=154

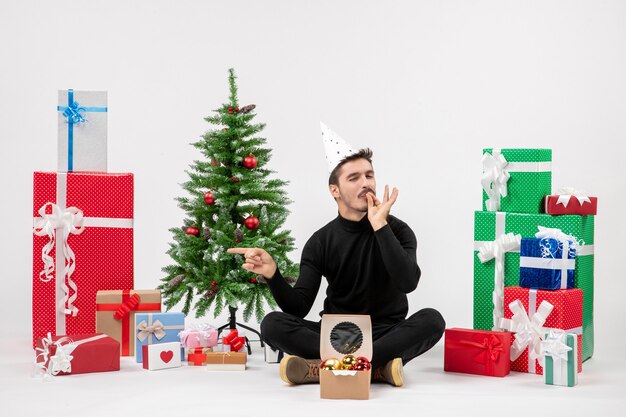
left=216, top=306, right=264, bottom=355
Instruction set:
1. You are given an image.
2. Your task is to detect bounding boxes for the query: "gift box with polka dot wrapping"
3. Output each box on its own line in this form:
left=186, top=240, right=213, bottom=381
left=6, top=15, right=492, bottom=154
left=503, top=286, right=583, bottom=375
left=32, top=171, right=134, bottom=348
left=482, top=148, right=552, bottom=214
left=473, top=211, right=594, bottom=361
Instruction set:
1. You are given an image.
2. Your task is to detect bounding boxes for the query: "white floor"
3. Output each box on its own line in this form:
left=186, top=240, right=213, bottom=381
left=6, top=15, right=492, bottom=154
left=1, top=338, right=625, bottom=417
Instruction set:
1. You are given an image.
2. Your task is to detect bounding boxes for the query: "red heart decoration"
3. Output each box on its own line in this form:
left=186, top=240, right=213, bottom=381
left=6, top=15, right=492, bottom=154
left=160, top=350, right=174, bottom=363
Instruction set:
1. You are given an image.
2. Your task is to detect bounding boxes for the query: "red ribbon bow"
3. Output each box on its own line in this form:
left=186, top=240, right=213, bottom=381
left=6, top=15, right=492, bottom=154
left=460, top=334, right=504, bottom=375
left=113, top=293, right=141, bottom=320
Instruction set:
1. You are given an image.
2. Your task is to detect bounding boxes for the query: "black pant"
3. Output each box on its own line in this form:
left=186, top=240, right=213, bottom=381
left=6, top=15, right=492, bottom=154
left=260, top=308, right=445, bottom=369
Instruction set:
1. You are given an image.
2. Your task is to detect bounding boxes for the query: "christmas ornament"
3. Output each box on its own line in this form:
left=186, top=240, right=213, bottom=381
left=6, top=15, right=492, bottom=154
left=235, top=107, right=240, bottom=113
left=211, top=280, right=217, bottom=286
left=341, top=355, right=357, bottom=370
left=234, top=228, right=244, bottom=243
left=321, top=358, right=342, bottom=370
left=228, top=107, right=234, bottom=114
left=204, top=191, right=216, bottom=205
left=250, top=277, right=257, bottom=284
left=355, top=356, right=371, bottom=371
left=202, top=228, right=212, bottom=240
left=169, top=274, right=185, bottom=287
left=240, top=104, right=256, bottom=113
left=230, top=176, right=239, bottom=183
left=244, top=215, right=259, bottom=230
left=185, top=226, right=200, bottom=237
left=242, top=154, right=257, bottom=169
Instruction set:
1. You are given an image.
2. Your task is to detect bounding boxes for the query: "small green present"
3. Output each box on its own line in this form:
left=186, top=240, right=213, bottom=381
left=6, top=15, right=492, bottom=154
left=482, top=148, right=552, bottom=213
left=543, top=331, right=578, bottom=387
left=473, top=211, right=594, bottom=361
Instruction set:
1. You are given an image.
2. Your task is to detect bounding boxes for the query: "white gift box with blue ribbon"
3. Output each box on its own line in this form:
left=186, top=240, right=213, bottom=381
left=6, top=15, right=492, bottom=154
left=519, top=227, right=577, bottom=290
left=57, top=89, right=107, bottom=172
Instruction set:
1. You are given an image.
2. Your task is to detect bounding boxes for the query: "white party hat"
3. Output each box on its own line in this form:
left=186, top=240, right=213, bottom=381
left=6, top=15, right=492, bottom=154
left=320, top=122, right=357, bottom=173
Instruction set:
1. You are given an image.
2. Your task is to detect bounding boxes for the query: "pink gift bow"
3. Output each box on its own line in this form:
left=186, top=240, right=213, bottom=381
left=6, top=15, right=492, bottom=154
left=178, top=323, right=217, bottom=347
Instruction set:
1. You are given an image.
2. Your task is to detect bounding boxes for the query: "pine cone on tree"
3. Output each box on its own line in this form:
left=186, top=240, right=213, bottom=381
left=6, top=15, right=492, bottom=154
left=203, top=227, right=212, bottom=240
left=240, top=104, right=256, bottom=114
left=203, top=285, right=220, bottom=299
left=234, top=227, right=244, bottom=243
left=169, top=274, right=185, bottom=287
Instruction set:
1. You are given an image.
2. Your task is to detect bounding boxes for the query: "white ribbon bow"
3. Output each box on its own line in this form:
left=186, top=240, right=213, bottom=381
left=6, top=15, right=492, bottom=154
left=481, top=150, right=510, bottom=211
left=178, top=323, right=217, bottom=346
left=136, top=319, right=166, bottom=342
left=535, top=227, right=580, bottom=288
left=542, top=330, right=572, bottom=363
left=35, top=333, right=77, bottom=377
left=33, top=202, right=85, bottom=316
left=500, top=299, right=554, bottom=369
left=555, top=187, right=591, bottom=208
left=478, top=232, right=521, bottom=330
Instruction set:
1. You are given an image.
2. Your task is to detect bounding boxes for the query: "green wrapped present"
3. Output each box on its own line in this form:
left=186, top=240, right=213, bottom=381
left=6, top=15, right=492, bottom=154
left=473, top=211, right=594, bottom=361
left=482, top=148, right=552, bottom=213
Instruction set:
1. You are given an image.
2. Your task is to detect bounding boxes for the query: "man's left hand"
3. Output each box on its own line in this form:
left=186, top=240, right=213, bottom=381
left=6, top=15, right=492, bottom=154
left=366, top=185, right=399, bottom=231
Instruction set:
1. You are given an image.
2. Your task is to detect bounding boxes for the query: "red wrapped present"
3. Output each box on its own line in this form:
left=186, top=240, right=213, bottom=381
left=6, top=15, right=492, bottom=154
left=500, top=286, right=583, bottom=375
left=544, top=189, right=597, bottom=215
left=35, top=333, right=120, bottom=376
left=187, top=347, right=213, bottom=366
left=32, top=172, right=134, bottom=348
left=444, top=328, right=511, bottom=377
left=222, top=329, right=245, bottom=352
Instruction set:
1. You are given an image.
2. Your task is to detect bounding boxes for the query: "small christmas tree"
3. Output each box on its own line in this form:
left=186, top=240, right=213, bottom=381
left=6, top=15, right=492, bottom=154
left=160, top=68, right=298, bottom=323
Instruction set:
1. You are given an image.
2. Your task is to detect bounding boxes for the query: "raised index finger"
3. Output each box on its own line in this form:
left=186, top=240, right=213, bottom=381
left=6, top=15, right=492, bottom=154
left=227, top=248, right=251, bottom=255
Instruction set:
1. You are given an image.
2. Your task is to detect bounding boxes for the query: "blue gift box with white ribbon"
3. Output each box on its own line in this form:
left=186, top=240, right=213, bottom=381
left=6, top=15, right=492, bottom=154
left=135, top=312, right=185, bottom=363
left=57, top=89, right=108, bottom=172
left=519, top=237, right=576, bottom=290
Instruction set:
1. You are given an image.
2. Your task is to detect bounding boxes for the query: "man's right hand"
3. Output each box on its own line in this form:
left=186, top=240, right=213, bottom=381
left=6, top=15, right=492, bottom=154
left=227, top=247, right=277, bottom=279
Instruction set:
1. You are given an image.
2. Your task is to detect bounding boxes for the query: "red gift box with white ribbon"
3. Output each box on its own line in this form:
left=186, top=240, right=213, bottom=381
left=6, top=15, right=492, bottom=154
left=35, top=333, right=120, bottom=376
left=544, top=188, right=597, bottom=215
left=500, top=286, right=583, bottom=375
left=32, top=172, right=134, bottom=348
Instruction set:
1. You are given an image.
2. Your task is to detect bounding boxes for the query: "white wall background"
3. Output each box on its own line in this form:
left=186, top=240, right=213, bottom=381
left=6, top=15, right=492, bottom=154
left=1, top=0, right=625, bottom=357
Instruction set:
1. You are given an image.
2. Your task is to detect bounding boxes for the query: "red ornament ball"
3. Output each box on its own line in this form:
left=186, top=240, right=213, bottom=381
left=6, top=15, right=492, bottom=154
left=228, top=107, right=233, bottom=114
left=235, top=107, right=240, bottom=113
left=355, top=356, right=371, bottom=371
left=204, top=191, right=215, bottom=205
left=244, top=215, right=259, bottom=230
left=211, top=280, right=217, bottom=286
left=250, top=277, right=257, bottom=284
left=242, top=154, right=257, bottom=169
left=230, top=176, right=239, bottom=183
left=185, top=226, right=200, bottom=237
